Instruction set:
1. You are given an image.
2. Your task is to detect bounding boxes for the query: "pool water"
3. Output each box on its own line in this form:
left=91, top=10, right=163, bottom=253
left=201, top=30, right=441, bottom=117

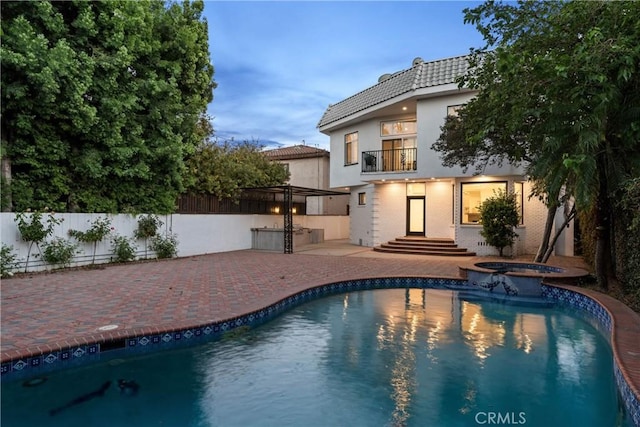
left=1, top=289, right=632, bottom=427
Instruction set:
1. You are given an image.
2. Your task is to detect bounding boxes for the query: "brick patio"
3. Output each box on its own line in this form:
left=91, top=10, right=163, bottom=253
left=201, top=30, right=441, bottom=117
left=1, top=242, right=638, bottom=416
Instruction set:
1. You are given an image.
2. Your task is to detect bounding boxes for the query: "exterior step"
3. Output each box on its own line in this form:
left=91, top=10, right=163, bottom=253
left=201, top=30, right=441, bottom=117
left=373, top=236, right=476, bottom=257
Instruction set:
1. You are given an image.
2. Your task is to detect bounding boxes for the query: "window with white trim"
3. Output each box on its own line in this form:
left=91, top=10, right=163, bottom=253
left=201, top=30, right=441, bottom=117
left=345, top=132, right=358, bottom=165
left=515, top=182, right=524, bottom=225
left=460, top=181, right=507, bottom=224
left=381, top=120, right=416, bottom=136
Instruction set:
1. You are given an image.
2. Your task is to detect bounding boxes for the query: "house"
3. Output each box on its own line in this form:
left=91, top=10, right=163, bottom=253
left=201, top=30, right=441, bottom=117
left=318, top=56, right=574, bottom=257
left=263, top=144, right=348, bottom=215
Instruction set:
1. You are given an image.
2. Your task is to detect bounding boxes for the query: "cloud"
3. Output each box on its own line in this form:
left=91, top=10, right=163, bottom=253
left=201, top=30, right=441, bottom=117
left=204, top=1, right=484, bottom=150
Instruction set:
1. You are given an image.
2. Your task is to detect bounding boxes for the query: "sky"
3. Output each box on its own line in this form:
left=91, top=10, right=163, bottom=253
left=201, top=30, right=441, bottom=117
left=203, top=1, right=486, bottom=150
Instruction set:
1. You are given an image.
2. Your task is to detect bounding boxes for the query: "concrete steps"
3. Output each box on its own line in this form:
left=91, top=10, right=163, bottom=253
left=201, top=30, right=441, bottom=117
left=374, top=237, right=476, bottom=257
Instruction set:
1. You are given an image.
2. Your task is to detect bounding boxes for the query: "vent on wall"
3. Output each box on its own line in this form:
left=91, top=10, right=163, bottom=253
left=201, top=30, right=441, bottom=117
left=477, top=241, right=490, bottom=246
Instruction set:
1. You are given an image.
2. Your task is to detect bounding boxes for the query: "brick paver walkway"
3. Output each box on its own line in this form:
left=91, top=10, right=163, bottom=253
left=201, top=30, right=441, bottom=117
left=1, top=243, right=638, bottom=411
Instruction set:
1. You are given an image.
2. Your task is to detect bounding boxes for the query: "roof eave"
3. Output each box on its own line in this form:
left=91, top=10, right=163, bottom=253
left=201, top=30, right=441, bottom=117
left=319, top=85, right=475, bottom=132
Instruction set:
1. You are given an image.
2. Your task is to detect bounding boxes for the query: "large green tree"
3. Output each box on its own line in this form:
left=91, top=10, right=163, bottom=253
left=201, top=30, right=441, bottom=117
left=183, top=139, right=290, bottom=200
left=1, top=0, right=215, bottom=213
left=433, top=0, right=640, bottom=287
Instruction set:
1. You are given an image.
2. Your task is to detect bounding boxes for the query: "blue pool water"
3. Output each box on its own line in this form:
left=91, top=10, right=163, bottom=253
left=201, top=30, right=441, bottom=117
left=1, top=289, right=632, bottom=427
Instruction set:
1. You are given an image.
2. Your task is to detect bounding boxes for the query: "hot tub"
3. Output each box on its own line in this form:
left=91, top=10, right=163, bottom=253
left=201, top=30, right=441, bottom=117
left=458, top=261, right=589, bottom=297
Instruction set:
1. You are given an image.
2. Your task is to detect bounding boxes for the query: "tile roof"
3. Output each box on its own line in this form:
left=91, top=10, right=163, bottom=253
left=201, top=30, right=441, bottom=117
left=263, top=144, right=330, bottom=160
left=317, top=55, right=471, bottom=129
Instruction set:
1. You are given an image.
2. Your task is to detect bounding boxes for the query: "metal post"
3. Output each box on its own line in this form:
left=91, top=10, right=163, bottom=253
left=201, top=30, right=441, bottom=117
left=284, top=185, right=293, bottom=254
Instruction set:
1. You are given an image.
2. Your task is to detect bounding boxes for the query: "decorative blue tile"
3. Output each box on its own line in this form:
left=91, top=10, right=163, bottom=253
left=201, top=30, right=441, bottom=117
left=44, top=353, right=57, bottom=364
left=29, top=356, right=41, bottom=367
left=138, top=336, right=150, bottom=346
left=1, top=363, right=10, bottom=375
left=12, top=360, right=27, bottom=371
left=72, top=348, right=85, bottom=358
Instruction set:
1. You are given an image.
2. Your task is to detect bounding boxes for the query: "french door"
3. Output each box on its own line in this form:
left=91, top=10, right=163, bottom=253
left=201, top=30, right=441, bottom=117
left=406, top=196, right=425, bottom=236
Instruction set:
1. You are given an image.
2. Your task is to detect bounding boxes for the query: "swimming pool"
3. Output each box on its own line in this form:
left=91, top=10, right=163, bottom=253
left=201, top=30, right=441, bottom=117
left=1, top=288, right=632, bottom=426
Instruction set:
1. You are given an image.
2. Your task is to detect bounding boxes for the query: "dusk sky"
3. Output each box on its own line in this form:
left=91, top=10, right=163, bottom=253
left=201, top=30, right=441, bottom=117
left=203, top=1, right=486, bottom=150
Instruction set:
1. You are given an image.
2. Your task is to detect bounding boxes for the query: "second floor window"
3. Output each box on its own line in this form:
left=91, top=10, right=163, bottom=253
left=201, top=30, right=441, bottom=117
left=381, top=119, right=416, bottom=136
left=345, top=132, right=358, bottom=165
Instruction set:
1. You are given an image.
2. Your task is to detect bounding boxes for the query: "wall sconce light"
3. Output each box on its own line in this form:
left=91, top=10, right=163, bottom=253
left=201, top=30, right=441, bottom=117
left=274, top=206, right=280, bottom=214
left=292, top=207, right=297, bottom=214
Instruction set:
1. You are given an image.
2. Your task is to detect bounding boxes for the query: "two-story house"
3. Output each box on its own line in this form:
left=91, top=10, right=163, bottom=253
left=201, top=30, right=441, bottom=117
left=263, top=144, right=348, bottom=215
left=318, top=56, right=573, bottom=257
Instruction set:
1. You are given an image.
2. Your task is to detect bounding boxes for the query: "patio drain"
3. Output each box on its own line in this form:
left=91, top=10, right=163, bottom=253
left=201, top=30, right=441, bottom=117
left=97, top=324, right=119, bottom=331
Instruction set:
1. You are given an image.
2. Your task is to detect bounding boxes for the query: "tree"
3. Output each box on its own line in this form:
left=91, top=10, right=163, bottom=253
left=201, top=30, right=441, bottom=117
left=478, top=189, right=520, bottom=257
left=1, top=0, right=215, bottom=213
left=183, top=139, right=290, bottom=200
left=433, top=0, right=640, bottom=287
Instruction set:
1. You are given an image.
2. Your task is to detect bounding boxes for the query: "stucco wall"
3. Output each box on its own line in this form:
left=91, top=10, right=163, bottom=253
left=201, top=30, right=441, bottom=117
left=0, top=213, right=349, bottom=273
left=349, top=184, right=375, bottom=247
left=425, top=180, right=456, bottom=239
left=374, top=183, right=407, bottom=246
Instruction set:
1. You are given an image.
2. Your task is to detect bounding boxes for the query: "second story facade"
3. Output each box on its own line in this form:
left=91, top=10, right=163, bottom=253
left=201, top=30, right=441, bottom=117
left=318, top=56, right=524, bottom=188
left=317, top=56, right=573, bottom=257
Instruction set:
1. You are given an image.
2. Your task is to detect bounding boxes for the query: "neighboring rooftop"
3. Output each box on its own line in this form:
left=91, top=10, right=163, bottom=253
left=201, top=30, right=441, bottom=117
left=317, top=55, right=471, bottom=129
left=263, top=144, right=330, bottom=160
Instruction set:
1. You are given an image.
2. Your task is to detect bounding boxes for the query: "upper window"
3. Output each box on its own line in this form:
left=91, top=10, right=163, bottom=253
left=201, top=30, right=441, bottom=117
left=358, top=192, right=366, bottom=205
left=345, top=132, right=358, bottom=165
left=381, top=120, right=416, bottom=136
left=460, top=181, right=507, bottom=224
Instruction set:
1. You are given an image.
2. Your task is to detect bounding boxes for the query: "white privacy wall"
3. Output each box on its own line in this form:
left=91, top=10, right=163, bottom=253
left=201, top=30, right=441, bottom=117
left=0, top=213, right=349, bottom=273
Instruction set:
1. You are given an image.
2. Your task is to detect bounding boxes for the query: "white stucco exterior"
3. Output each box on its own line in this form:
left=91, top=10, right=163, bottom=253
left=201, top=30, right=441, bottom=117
left=319, top=56, right=574, bottom=257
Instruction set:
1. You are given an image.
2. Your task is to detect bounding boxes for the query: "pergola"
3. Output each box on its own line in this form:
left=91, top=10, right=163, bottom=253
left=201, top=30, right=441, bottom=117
left=241, top=185, right=349, bottom=253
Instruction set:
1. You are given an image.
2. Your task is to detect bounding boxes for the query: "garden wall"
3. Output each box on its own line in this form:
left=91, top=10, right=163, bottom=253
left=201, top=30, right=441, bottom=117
left=0, top=213, right=349, bottom=274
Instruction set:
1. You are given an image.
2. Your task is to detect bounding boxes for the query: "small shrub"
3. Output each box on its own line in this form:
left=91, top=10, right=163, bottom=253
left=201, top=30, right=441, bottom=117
left=134, top=214, right=163, bottom=239
left=110, top=235, right=138, bottom=263
left=150, top=234, right=178, bottom=259
left=69, top=216, right=113, bottom=264
left=135, top=214, right=163, bottom=258
left=1, top=244, right=20, bottom=278
left=478, top=189, right=520, bottom=257
left=42, top=238, right=79, bottom=268
left=15, top=210, right=63, bottom=272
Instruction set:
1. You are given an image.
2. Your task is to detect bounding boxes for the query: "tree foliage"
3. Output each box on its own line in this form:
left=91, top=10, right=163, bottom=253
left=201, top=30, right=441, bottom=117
left=1, top=0, right=215, bottom=213
left=183, top=140, right=290, bottom=200
left=433, top=0, right=640, bottom=287
left=478, top=189, right=520, bottom=257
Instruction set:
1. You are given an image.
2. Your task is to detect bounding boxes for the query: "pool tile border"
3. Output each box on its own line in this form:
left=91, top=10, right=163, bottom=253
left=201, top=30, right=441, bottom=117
left=541, top=283, right=639, bottom=426
left=2, top=278, right=638, bottom=426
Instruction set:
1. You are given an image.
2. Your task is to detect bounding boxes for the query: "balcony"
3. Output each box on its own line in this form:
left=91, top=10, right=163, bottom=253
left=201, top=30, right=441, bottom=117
left=361, top=148, right=417, bottom=173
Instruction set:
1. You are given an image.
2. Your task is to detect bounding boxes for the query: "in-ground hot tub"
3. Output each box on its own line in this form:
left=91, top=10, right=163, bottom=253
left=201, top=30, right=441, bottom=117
left=459, top=261, right=589, bottom=297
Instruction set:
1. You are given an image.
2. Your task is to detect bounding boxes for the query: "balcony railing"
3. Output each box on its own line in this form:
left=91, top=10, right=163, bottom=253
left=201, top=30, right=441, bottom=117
left=361, top=148, right=417, bottom=173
